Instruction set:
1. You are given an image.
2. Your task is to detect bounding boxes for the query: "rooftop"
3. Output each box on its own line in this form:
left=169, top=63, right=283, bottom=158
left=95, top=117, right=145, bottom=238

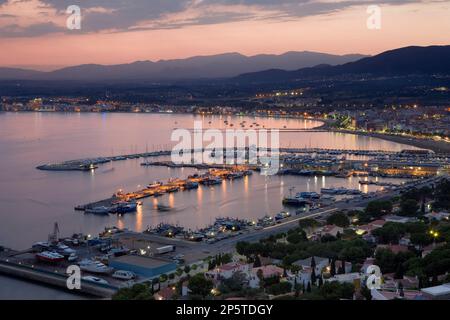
left=110, top=255, right=173, bottom=268
left=421, top=283, right=450, bottom=296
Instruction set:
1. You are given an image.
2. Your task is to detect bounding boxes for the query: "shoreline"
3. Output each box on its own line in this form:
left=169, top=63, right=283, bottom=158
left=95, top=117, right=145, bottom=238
left=334, top=130, right=450, bottom=154
left=5, top=109, right=442, bottom=154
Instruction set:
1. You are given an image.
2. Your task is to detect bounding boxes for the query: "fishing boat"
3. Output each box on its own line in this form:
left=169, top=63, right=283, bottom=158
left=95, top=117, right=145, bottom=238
left=36, top=251, right=65, bottom=263
left=184, top=181, right=199, bottom=190
left=321, top=187, right=348, bottom=195
left=110, top=202, right=138, bottom=214
left=282, top=197, right=311, bottom=206
left=297, top=192, right=321, bottom=200
left=201, top=177, right=222, bottom=185
left=148, top=181, right=163, bottom=188
left=228, top=172, right=244, bottom=179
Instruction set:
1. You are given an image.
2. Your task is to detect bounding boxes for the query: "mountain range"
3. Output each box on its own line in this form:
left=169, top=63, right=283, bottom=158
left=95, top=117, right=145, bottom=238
left=235, top=45, right=450, bottom=83
left=0, top=51, right=367, bottom=81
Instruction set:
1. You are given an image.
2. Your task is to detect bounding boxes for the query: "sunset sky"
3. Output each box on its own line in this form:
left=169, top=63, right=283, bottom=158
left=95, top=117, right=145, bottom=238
left=0, top=0, right=449, bottom=70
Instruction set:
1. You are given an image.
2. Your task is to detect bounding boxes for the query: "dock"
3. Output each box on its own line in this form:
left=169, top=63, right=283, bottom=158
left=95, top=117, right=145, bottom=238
left=0, top=260, right=117, bottom=298
left=75, top=166, right=254, bottom=212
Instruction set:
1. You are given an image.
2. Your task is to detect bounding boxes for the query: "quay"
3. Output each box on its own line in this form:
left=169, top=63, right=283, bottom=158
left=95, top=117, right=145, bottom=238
left=0, top=260, right=117, bottom=298
left=0, top=175, right=444, bottom=299
left=75, top=166, right=254, bottom=212
left=142, top=160, right=258, bottom=171
left=37, top=147, right=433, bottom=172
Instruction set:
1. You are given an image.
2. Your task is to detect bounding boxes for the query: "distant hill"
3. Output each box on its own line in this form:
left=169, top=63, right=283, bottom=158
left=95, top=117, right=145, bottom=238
left=0, top=67, right=45, bottom=80
left=235, top=45, right=450, bottom=83
left=0, top=51, right=366, bottom=81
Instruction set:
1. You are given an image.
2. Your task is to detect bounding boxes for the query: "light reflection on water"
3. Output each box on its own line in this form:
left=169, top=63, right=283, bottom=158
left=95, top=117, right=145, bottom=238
left=0, top=112, right=418, bottom=250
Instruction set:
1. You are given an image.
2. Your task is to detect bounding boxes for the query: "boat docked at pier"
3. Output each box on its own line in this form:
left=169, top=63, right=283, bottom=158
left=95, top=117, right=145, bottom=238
left=321, top=187, right=362, bottom=195
left=36, top=251, right=65, bottom=263
left=85, top=206, right=110, bottom=215
left=110, top=201, right=138, bottom=214
left=201, top=177, right=223, bottom=186
left=184, top=181, right=199, bottom=190
left=79, top=259, right=113, bottom=274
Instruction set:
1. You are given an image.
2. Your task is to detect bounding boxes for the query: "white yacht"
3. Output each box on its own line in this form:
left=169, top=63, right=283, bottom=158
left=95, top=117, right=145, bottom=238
left=79, top=259, right=113, bottom=274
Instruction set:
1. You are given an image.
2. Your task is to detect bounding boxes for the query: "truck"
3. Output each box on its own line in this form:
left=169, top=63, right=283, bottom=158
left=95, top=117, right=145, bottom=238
left=156, top=245, right=175, bottom=254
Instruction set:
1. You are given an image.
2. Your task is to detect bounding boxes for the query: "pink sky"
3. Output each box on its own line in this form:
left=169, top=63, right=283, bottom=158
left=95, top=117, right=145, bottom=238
left=0, top=1, right=449, bottom=70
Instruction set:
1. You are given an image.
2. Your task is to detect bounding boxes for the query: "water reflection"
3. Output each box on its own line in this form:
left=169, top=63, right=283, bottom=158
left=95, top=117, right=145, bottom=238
left=0, top=112, right=418, bottom=249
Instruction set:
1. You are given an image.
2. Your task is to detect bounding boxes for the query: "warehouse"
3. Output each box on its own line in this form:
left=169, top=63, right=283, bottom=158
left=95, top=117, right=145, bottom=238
left=109, top=255, right=177, bottom=278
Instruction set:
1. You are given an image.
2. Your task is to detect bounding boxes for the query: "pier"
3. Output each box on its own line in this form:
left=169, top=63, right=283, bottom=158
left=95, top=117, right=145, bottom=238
left=75, top=166, right=254, bottom=213
left=37, top=147, right=427, bottom=172
left=0, top=260, right=117, bottom=298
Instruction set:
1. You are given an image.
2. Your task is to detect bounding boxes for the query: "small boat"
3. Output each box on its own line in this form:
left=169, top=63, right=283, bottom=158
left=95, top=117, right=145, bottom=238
left=156, top=204, right=172, bottom=212
left=321, top=187, right=348, bottom=195
left=228, top=172, right=244, bottom=179
left=36, top=251, right=65, bottom=263
left=148, top=181, right=163, bottom=188
left=82, top=276, right=109, bottom=285
left=184, top=181, right=199, bottom=190
left=111, top=202, right=138, bottom=214
left=56, top=243, right=76, bottom=256
left=79, top=259, right=113, bottom=274
left=165, top=186, right=179, bottom=193
left=201, top=177, right=222, bottom=186
left=85, top=206, right=110, bottom=215
left=282, top=197, right=311, bottom=206
left=68, top=253, right=78, bottom=262
left=297, top=192, right=321, bottom=200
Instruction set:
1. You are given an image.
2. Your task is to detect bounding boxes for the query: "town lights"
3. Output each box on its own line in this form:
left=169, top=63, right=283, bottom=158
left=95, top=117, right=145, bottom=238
left=429, top=230, right=439, bottom=238
left=210, top=288, right=220, bottom=296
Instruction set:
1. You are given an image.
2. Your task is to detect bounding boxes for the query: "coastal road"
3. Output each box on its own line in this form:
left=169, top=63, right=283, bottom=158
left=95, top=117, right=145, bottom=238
left=199, top=175, right=444, bottom=256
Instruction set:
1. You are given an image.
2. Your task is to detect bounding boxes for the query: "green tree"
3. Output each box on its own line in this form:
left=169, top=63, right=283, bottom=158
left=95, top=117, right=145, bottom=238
left=266, top=282, right=292, bottom=296
left=253, top=255, right=262, bottom=267
left=112, top=283, right=154, bottom=300
left=365, top=200, right=393, bottom=219
left=219, top=271, right=248, bottom=293
left=372, top=222, right=406, bottom=244
left=433, top=179, right=450, bottom=210
left=327, top=213, right=350, bottom=228
left=319, top=282, right=354, bottom=300
left=299, top=218, right=320, bottom=229
left=183, top=265, right=191, bottom=275
left=187, top=274, right=213, bottom=298
left=400, top=199, right=419, bottom=216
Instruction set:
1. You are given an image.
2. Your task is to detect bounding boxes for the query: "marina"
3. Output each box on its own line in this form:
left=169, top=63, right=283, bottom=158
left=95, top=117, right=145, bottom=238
left=0, top=112, right=434, bottom=251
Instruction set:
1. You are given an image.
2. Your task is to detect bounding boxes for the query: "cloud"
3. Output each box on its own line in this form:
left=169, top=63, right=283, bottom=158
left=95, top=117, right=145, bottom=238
left=0, top=0, right=437, bottom=37
left=0, top=21, right=64, bottom=37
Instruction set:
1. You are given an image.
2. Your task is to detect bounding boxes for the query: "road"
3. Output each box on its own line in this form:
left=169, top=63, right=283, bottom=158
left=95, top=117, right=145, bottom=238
left=198, top=175, right=445, bottom=256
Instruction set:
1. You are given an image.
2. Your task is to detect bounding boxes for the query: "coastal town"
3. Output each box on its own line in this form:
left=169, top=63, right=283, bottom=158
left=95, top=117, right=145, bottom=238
left=1, top=84, right=450, bottom=302
left=2, top=96, right=449, bottom=152
left=0, top=149, right=449, bottom=300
